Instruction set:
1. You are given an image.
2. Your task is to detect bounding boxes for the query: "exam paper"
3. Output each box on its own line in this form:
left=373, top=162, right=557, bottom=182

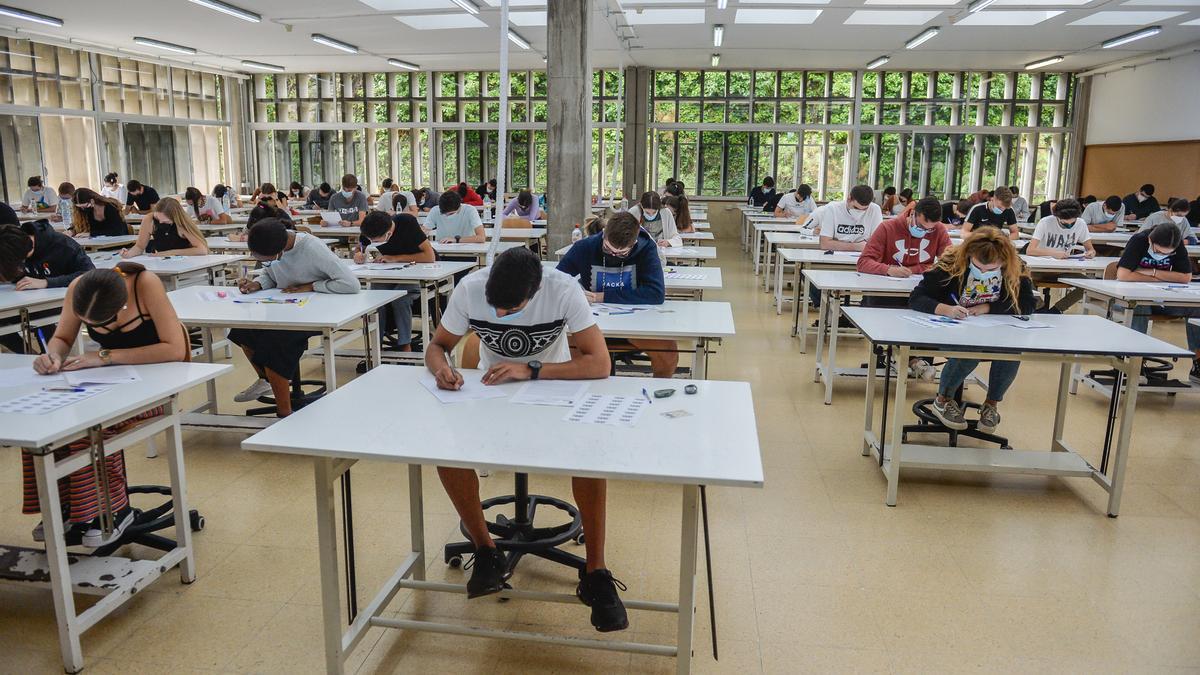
left=234, top=289, right=314, bottom=306
left=0, top=367, right=64, bottom=389
left=564, top=394, right=648, bottom=428
left=418, top=371, right=509, bottom=404
left=510, top=380, right=589, bottom=407
left=900, top=314, right=963, bottom=329
left=319, top=211, right=341, bottom=226
left=0, top=386, right=109, bottom=414
left=63, top=365, right=141, bottom=386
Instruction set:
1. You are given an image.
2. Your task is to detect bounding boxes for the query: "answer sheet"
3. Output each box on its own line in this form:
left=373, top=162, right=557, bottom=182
left=0, top=386, right=109, bottom=414
left=564, top=394, right=648, bottom=428
left=510, top=380, right=589, bottom=407
left=418, top=371, right=509, bottom=404
left=63, top=365, right=142, bottom=386
left=0, top=368, right=64, bottom=389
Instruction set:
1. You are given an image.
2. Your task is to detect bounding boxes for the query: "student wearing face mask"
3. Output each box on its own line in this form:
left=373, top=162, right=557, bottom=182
left=183, top=186, right=233, bottom=225
left=428, top=190, right=485, bottom=244
left=1009, top=186, right=1030, bottom=223
left=557, top=212, right=677, bottom=379
left=1027, top=199, right=1095, bottom=312
left=1116, top=222, right=1200, bottom=383
left=910, top=229, right=1035, bottom=433
left=1122, top=183, right=1160, bottom=221
left=50, top=182, right=76, bottom=230
left=941, top=199, right=973, bottom=226
left=774, top=184, right=817, bottom=220
left=810, top=184, right=883, bottom=252
left=356, top=211, right=435, bottom=352
left=627, top=191, right=682, bottom=248
left=1082, top=196, right=1125, bottom=234
left=71, top=188, right=130, bottom=238
left=21, top=176, right=59, bottom=213
left=0, top=219, right=94, bottom=354
left=304, top=182, right=334, bottom=210
left=890, top=188, right=914, bottom=217
left=101, top=172, right=127, bottom=205
left=329, top=174, right=369, bottom=227
left=1139, top=198, right=1196, bottom=244
left=748, top=176, right=776, bottom=208
left=122, top=198, right=209, bottom=258
left=962, top=186, right=1019, bottom=240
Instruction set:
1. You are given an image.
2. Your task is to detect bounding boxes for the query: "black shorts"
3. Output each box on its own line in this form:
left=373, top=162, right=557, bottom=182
left=227, top=328, right=318, bottom=381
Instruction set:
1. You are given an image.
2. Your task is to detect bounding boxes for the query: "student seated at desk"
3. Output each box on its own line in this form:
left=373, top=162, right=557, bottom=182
left=774, top=183, right=816, bottom=220
left=374, top=178, right=397, bottom=213
left=101, top=172, right=127, bottom=205
left=455, top=181, right=484, bottom=207
left=1123, top=183, right=1160, bottom=221
left=389, top=192, right=419, bottom=217
left=415, top=187, right=439, bottom=212
left=288, top=181, right=306, bottom=201
left=304, top=182, right=333, bottom=210
left=426, top=247, right=627, bottom=631
left=812, top=184, right=882, bottom=252
left=1140, top=198, right=1196, bottom=244
left=664, top=194, right=695, bottom=233
left=183, top=187, right=232, bottom=225
left=1083, top=195, right=1125, bottom=233
left=0, top=220, right=95, bottom=353
left=228, top=220, right=360, bottom=416
left=1116, top=223, right=1200, bottom=383
left=1010, top=186, right=1031, bottom=223
left=501, top=189, right=542, bottom=222
left=122, top=198, right=209, bottom=258
left=941, top=199, right=972, bottom=227
left=747, top=175, right=775, bottom=208
left=124, top=180, right=160, bottom=215
left=477, top=178, right=497, bottom=203
left=628, top=191, right=682, bottom=248
left=21, top=175, right=59, bottom=213
left=329, top=173, right=369, bottom=227
left=356, top=211, right=434, bottom=352
left=911, top=230, right=1035, bottom=432
left=879, top=186, right=897, bottom=212
left=1028, top=199, right=1095, bottom=260
left=557, top=211, right=678, bottom=378
left=962, top=186, right=1019, bottom=240
left=50, top=182, right=75, bottom=230
left=26, top=261, right=188, bottom=546
left=427, top=190, right=485, bottom=244
left=890, top=188, right=914, bottom=217
left=71, top=188, right=130, bottom=238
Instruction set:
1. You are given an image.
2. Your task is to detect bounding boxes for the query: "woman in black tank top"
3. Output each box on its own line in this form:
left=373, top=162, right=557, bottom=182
left=23, top=262, right=190, bottom=546
left=122, top=197, right=209, bottom=258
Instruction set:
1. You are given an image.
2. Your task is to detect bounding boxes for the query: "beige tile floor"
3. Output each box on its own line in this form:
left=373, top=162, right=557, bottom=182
left=2, top=208, right=1198, bottom=674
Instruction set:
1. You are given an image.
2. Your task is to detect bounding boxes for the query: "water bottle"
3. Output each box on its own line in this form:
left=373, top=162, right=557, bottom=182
left=571, top=224, right=583, bottom=243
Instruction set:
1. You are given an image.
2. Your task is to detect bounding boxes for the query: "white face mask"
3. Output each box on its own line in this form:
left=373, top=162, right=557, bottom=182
left=1171, top=215, right=1186, bottom=224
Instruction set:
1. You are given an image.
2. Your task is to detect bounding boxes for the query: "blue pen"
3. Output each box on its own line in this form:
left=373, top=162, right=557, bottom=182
left=35, top=327, right=48, bottom=353
left=642, top=387, right=653, bottom=404
left=46, top=387, right=86, bottom=393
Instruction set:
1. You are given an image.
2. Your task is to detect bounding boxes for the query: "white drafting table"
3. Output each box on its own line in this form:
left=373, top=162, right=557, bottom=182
left=343, top=260, right=476, bottom=357
left=782, top=249, right=862, bottom=329
left=762, top=231, right=819, bottom=292
left=842, top=307, right=1190, bottom=511
left=0, top=356, right=231, bottom=674
left=680, top=231, right=715, bottom=242
left=805, top=270, right=922, bottom=404
left=540, top=262, right=723, bottom=300
left=205, top=235, right=335, bottom=253
left=167, top=286, right=404, bottom=432
left=74, top=235, right=138, bottom=251
left=751, top=222, right=810, bottom=275
left=743, top=215, right=795, bottom=255
left=0, top=285, right=68, bottom=349
left=1020, top=255, right=1119, bottom=277
left=1065, top=279, right=1200, bottom=397
left=553, top=244, right=717, bottom=266
left=433, top=241, right=523, bottom=265
left=592, top=300, right=735, bottom=379
left=241, top=365, right=762, bottom=675
left=126, top=216, right=245, bottom=233
left=88, top=253, right=246, bottom=290
left=1088, top=232, right=1200, bottom=258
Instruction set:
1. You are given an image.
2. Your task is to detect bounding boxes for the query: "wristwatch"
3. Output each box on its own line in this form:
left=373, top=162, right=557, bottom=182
left=528, top=360, right=542, bottom=380
left=99, top=349, right=112, bottom=365
left=454, top=235, right=461, bottom=243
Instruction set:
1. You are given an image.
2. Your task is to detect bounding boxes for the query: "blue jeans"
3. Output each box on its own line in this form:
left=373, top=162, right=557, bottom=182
left=375, top=282, right=420, bottom=346
left=1131, top=305, right=1200, bottom=351
left=938, top=359, right=1020, bottom=402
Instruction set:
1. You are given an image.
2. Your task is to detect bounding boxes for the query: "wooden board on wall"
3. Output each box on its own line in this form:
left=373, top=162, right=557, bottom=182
left=1080, top=140, right=1200, bottom=202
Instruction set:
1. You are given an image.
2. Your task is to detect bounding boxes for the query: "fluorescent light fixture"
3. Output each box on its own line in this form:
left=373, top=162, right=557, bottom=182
left=967, top=0, right=997, bottom=12
left=132, top=37, right=197, bottom=55
left=846, top=10, right=940, bottom=25
left=450, top=0, right=480, bottom=14
left=508, top=30, right=531, bottom=49
left=904, top=26, right=939, bottom=49
left=713, top=24, right=724, bottom=47
left=0, top=4, right=63, bottom=27
left=711, top=53, right=720, bottom=66
left=188, top=0, right=260, bottom=23
left=242, top=59, right=284, bottom=72
left=388, top=58, right=420, bottom=71
left=311, top=34, right=359, bottom=54
left=1102, top=25, right=1162, bottom=47
left=1069, top=11, right=1182, bottom=25
left=717, top=0, right=728, bottom=8
left=1024, top=55, right=1064, bottom=69
left=867, top=55, right=891, bottom=70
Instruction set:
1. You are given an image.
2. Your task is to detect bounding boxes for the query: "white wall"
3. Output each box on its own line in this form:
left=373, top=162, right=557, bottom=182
left=1085, top=50, right=1200, bottom=145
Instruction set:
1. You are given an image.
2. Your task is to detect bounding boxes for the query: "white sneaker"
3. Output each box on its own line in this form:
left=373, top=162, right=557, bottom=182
left=81, top=508, right=135, bottom=549
left=909, top=360, right=937, bottom=381
left=234, top=378, right=273, bottom=402
left=32, top=521, right=44, bottom=542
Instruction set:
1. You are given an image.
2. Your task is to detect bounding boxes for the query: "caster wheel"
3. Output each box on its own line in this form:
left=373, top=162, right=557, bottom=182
left=574, top=533, right=585, bottom=545
left=190, top=511, right=205, bottom=532
left=447, top=555, right=463, bottom=569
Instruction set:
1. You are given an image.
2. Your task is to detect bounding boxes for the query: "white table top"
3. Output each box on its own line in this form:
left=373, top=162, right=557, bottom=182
left=1064, top=278, right=1200, bottom=302
left=344, top=259, right=476, bottom=283
left=842, top=307, right=1191, bottom=358
left=481, top=228, right=546, bottom=239
left=765, top=232, right=820, bottom=247
left=89, top=253, right=246, bottom=275
left=307, top=225, right=363, bottom=237
left=780, top=249, right=862, bottom=265
left=0, top=286, right=69, bottom=314
left=0, top=355, right=232, bottom=448
left=593, top=300, right=735, bottom=339
left=168, top=285, right=405, bottom=330
left=1088, top=232, right=1200, bottom=256
left=804, top=270, right=922, bottom=293
left=76, top=235, right=138, bottom=250
left=241, top=366, right=763, bottom=488
left=433, top=241, right=523, bottom=256
left=1020, top=255, right=1119, bottom=274
left=660, top=246, right=716, bottom=261
left=680, top=231, right=715, bottom=241
left=540, top=262, right=723, bottom=292
left=205, top=236, right=334, bottom=252
left=754, top=222, right=810, bottom=234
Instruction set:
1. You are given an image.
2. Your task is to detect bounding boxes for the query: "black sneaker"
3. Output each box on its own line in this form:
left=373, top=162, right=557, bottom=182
left=576, top=568, right=629, bottom=632
left=1190, top=360, right=1200, bottom=386
left=464, top=546, right=509, bottom=599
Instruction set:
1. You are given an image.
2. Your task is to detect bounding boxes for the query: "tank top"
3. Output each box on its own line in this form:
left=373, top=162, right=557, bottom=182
left=146, top=220, right=192, bottom=254
left=85, top=269, right=161, bottom=350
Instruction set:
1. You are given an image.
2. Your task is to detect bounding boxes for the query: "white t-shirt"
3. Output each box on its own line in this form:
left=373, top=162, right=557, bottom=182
left=22, top=188, right=59, bottom=209
left=101, top=184, right=128, bottom=205
left=811, top=201, right=883, bottom=243
left=428, top=205, right=483, bottom=240
left=198, top=198, right=226, bottom=220
left=1081, top=201, right=1123, bottom=229
left=1032, top=215, right=1091, bottom=253
left=776, top=192, right=816, bottom=219
left=441, top=267, right=596, bottom=370
left=375, top=190, right=397, bottom=212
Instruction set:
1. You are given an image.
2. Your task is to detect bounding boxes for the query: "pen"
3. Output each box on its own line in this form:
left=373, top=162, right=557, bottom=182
left=45, top=387, right=86, bottom=393
left=642, top=388, right=653, bottom=404
left=36, top=327, right=48, bottom=352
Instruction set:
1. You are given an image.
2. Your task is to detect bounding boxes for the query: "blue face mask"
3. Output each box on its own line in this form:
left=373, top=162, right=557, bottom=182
left=1103, top=212, right=1115, bottom=221
left=908, top=224, right=928, bottom=238
left=991, top=206, right=1004, bottom=215
left=643, top=210, right=660, bottom=222
left=1147, top=249, right=1170, bottom=262
left=341, top=190, right=354, bottom=199
left=969, top=262, right=1001, bottom=282
left=491, top=305, right=524, bottom=322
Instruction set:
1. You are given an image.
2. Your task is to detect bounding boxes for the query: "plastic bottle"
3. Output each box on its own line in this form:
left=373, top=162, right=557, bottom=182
left=571, top=224, right=583, bottom=243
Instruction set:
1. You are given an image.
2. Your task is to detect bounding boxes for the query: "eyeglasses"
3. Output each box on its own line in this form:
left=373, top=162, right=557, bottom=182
left=80, top=313, right=119, bottom=330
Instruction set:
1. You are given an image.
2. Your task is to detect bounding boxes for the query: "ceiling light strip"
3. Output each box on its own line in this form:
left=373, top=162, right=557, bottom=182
left=1101, top=25, right=1161, bottom=48
left=311, top=33, right=359, bottom=54
left=867, top=55, right=890, bottom=69
left=1024, top=55, right=1064, bottom=69
left=905, top=26, right=939, bottom=49
left=188, top=0, right=260, bottom=23
left=132, top=37, right=197, bottom=55
left=242, top=59, right=284, bottom=72
left=0, top=4, right=63, bottom=27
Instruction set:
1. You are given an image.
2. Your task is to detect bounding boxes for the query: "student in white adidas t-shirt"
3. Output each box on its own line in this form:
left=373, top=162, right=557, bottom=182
left=1027, top=198, right=1095, bottom=260
left=810, top=184, right=883, bottom=252
left=773, top=184, right=816, bottom=220
left=425, top=247, right=629, bottom=633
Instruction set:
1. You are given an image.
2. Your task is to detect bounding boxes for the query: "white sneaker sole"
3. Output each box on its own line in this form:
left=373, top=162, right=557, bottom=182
left=233, top=381, right=272, bottom=403
left=931, top=407, right=968, bottom=431
left=82, top=511, right=135, bottom=549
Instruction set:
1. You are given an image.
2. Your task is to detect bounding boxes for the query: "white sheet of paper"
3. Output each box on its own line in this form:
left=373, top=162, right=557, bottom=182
left=320, top=210, right=341, bottom=225
left=510, top=380, right=589, bottom=407
left=200, top=288, right=244, bottom=301
left=0, top=385, right=110, bottom=414
left=900, top=314, right=963, bottom=329
left=563, top=394, right=649, bottom=428
left=418, top=371, right=509, bottom=404
left=0, top=367, right=64, bottom=389
left=62, top=365, right=141, bottom=386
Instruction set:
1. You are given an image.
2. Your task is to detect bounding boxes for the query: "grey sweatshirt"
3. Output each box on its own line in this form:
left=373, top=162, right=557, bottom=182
left=259, top=232, right=360, bottom=294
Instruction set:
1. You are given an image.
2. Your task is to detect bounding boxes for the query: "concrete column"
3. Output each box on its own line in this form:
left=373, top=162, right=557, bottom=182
left=546, top=0, right=592, bottom=252
left=622, top=65, right=650, bottom=201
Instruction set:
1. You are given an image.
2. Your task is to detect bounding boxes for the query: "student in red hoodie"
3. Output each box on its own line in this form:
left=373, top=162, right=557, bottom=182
left=456, top=182, right=484, bottom=207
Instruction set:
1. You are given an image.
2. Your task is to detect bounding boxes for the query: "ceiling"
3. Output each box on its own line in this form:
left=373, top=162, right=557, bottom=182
left=1, top=0, right=1198, bottom=74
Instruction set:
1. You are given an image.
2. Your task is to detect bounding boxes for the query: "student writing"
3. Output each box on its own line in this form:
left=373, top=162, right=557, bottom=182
left=356, top=211, right=435, bottom=352
left=0, top=219, right=95, bottom=353
left=774, top=183, right=816, bottom=220
left=1082, top=195, right=1125, bottom=233
left=71, top=188, right=130, bottom=238
left=811, top=184, right=883, bottom=252
left=329, top=173, right=369, bottom=227
left=961, top=186, right=1020, bottom=240
left=122, top=198, right=210, bottom=258
left=21, top=176, right=59, bottom=213
left=627, top=191, right=682, bottom=248
left=428, top=190, right=485, bottom=244
left=1139, top=198, right=1195, bottom=244
left=124, top=180, right=160, bottom=215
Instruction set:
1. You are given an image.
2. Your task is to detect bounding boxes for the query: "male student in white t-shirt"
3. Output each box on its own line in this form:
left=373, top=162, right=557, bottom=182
left=773, top=183, right=816, bottom=220
left=810, top=184, right=883, bottom=252
left=424, top=247, right=628, bottom=633
left=1027, top=198, right=1096, bottom=312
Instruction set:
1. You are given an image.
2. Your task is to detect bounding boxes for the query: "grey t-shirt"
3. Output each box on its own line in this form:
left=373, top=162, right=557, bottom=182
left=259, top=232, right=361, bottom=294
left=329, top=190, right=369, bottom=223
